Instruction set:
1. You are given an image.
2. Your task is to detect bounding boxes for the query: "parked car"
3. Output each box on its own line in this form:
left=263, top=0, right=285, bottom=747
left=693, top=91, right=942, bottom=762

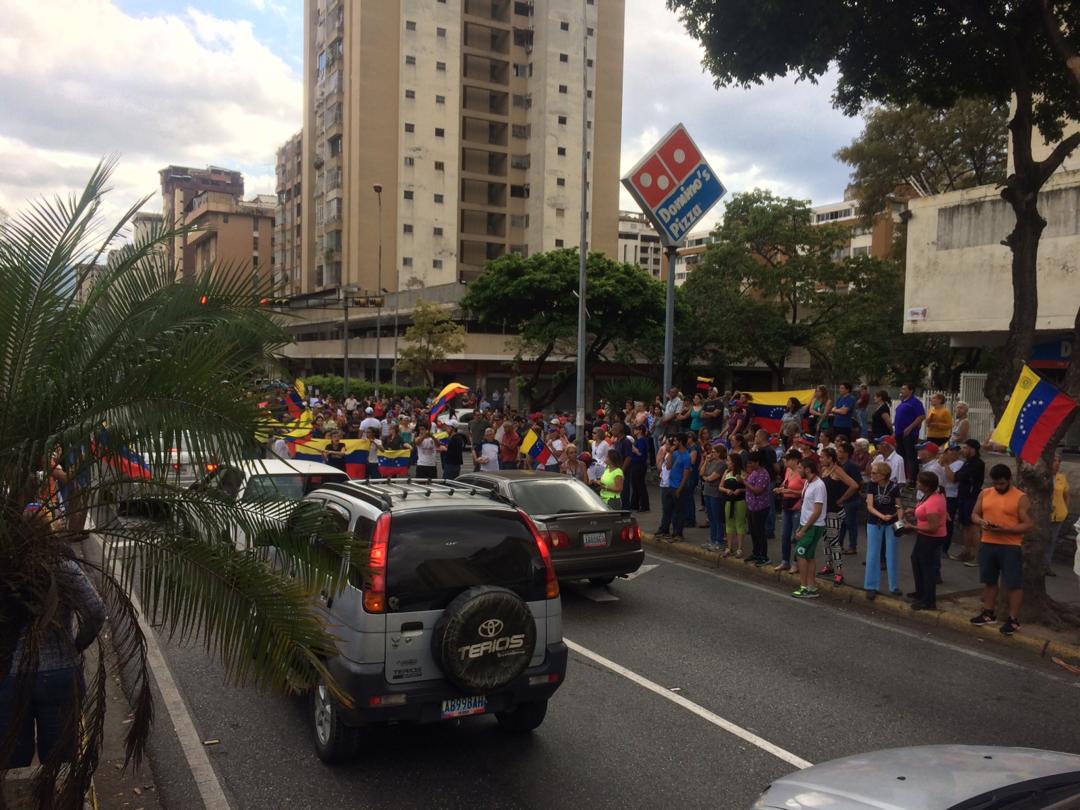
left=753, top=745, right=1080, bottom=809
left=457, top=470, right=643, bottom=586
left=272, top=478, right=567, bottom=763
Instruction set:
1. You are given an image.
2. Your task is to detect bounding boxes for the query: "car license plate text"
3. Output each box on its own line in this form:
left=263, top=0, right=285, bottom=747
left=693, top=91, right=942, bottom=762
left=441, top=695, right=487, bottom=719
left=582, top=531, right=608, bottom=547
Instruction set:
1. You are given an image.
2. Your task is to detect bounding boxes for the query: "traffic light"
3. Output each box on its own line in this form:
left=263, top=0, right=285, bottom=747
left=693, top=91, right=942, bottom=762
left=259, top=297, right=290, bottom=307
left=353, top=295, right=384, bottom=307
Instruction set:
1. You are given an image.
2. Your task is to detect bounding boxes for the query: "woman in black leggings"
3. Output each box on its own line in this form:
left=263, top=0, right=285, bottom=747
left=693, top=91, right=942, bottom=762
left=818, top=447, right=859, bottom=587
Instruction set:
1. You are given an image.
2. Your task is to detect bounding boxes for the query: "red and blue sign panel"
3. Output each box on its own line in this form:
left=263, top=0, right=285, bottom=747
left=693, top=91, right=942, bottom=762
left=622, top=123, right=726, bottom=246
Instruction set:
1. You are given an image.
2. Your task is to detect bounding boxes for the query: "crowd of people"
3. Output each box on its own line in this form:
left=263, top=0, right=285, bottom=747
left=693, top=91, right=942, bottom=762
left=281, top=380, right=1076, bottom=638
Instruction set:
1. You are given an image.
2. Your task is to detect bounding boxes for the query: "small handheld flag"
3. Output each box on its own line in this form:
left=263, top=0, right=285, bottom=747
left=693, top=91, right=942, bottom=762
left=989, top=365, right=1077, bottom=464
left=696, top=376, right=714, bottom=392
left=520, top=429, right=552, bottom=466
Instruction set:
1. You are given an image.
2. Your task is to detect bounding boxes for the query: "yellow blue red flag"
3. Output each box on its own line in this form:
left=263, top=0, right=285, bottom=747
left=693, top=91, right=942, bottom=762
left=990, top=365, right=1077, bottom=463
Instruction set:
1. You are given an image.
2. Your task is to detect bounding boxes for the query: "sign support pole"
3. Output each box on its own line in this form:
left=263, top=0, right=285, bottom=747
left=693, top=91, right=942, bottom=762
left=575, top=0, right=590, bottom=435
left=662, top=244, right=677, bottom=394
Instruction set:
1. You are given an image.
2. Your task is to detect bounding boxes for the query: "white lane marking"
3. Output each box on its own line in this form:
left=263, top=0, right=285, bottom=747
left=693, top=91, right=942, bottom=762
left=565, top=638, right=813, bottom=770
left=92, top=535, right=233, bottom=810
left=647, top=553, right=1080, bottom=690
left=623, top=564, right=659, bottom=581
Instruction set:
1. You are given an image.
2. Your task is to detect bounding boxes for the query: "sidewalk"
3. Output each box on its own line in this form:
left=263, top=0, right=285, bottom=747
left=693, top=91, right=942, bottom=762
left=638, top=480, right=1080, bottom=665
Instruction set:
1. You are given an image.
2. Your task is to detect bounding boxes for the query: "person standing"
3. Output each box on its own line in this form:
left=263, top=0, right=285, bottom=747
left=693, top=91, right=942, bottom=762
left=872, top=435, right=906, bottom=485
left=561, top=444, right=589, bottom=484
left=745, top=451, right=773, bottom=566
left=940, top=443, right=964, bottom=559
left=322, top=430, right=348, bottom=474
left=832, top=382, right=856, bottom=440
left=499, top=420, right=520, bottom=470
left=904, top=471, right=948, bottom=610
left=414, top=424, right=439, bottom=479
left=863, top=462, right=901, bottom=600
left=654, top=437, right=676, bottom=539
left=683, top=432, right=702, bottom=527
left=668, top=434, right=693, bottom=542
left=598, top=450, right=626, bottom=509
left=970, top=465, right=1033, bottom=635
left=807, top=386, right=832, bottom=436
left=950, top=439, right=986, bottom=566
left=817, top=447, right=859, bottom=587
left=793, top=458, right=828, bottom=598
left=925, top=394, right=953, bottom=447
left=894, top=383, right=926, bottom=481
left=612, top=424, right=635, bottom=509
left=720, top=453, right=747, bottom=558
left=629, top=424, right=651, bottom=512
left=836, top=442, right=864, bottom=555
left=659, top=387, right=683, bottom=442
left=441, top=422, right=467, bottom=480
left=950, top=401, right=970, bottom=445
left=469, top=409, right=490, bottom=468
left=780, top=397, right=806, bottom=449
left=871, top=389, right=893, bottom=440
left=473, top=427, right=500, bottom=473
left=773, top=451, right=805, bottom=573
left=700, top=443, right=726, bottom=551
left=364, top=427, right=382, bottom=480
left=855, top=384, right=871, bottom=439
left=360, top=406, right=381, bottom=437
left=702, top=387, right=725, bottom=433
left=1045, top=455, right=1070, bottom=576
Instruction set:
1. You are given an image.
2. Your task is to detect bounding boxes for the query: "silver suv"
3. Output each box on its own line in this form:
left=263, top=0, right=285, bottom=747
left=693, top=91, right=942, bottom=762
left=291, top=479, right=568, bottom=763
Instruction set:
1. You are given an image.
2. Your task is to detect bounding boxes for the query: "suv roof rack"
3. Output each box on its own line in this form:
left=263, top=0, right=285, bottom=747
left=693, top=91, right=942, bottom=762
left=319, top=478, right=512, bottom=510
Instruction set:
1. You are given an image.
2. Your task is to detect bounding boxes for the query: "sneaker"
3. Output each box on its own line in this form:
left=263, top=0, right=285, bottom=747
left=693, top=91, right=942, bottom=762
left=963, top=560, right=978, bottom=568
left=890, top=589, right=903, bottom=597
left=906, top=591, right=921, bottom=598
left=817, top=565, right=832, bottom=576
left=743, top=555, right=758, bottom=564
left=669, top=535, right=684, bottom=543
left=653, top=530, right=669, bottom=538
left=865, top=589, right=878, bottom=601
left=755, top=558, right=771, bottom=567
left=832, top=574, right=844, bottom=587
left=970, top=610, right=997, bottom=626
left=911, top=601, right=935, bottom=611
left=792, top=586, right=808, bottom=598
left=803, top=587, right=820, bottom=598
left=1000, top=617, right=1020, bottom=636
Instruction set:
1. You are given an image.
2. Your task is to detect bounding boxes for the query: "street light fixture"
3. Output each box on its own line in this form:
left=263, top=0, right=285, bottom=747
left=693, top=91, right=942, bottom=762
left=373, top=183, right=383, bottom=399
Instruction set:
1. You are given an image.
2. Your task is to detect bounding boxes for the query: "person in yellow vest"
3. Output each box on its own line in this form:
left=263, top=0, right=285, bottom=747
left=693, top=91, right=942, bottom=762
left=970, top=464, right=1033, bottom=636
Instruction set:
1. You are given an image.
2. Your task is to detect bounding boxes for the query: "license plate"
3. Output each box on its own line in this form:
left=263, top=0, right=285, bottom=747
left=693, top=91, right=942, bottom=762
left=441, top=695, right=487, bottom=719
left=582, top=531, right=608, bottom=547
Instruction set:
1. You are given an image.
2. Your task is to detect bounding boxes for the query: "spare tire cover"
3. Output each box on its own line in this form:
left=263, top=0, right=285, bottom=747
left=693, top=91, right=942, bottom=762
left=433, top=585, right=537, bottom=693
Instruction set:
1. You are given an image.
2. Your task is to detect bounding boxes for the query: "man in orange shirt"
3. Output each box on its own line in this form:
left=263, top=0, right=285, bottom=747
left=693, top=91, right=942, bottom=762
left=970, top=465, right=1033, bottom=636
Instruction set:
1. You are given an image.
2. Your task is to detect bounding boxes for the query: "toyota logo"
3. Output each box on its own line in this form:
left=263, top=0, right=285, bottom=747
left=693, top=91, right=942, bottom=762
left=478, top=618, right=504, bottom=638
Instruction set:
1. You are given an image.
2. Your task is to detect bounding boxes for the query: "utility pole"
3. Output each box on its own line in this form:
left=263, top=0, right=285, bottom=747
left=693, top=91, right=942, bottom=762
left=342, top=292, right=350, bottom=400
left=662, top=245, right=677, bottom=394
left=575, top=0, right=590, bottom=432
left=373, top=183, right=383, bottom=398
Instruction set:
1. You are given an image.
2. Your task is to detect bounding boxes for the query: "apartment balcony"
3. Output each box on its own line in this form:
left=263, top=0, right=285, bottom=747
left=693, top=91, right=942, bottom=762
left=459, top=239, right=506, bottom=270
left=462, top=116, right=508, bottom=148
left=464, top=0, right=511, bottom=25
left=463, top=53, right=509, bottom=87
left=461, top=177, right=508, bottom=208
left=463, top=86, right=509, bottom=116
left=461, top=209, right=507, bottom=239
left=464, top=21, right=510, bottom=54
left=461, top=147, right=507, bottom=178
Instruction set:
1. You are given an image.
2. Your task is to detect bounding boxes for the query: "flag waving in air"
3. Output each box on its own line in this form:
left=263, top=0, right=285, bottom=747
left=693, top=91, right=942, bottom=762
left=990, top=365, right=1077, bottom=464
left=430, top=382, right=470, bottom=421
left=520, top=429, right=552, bottom=466
left=740, top=389, right=815, bottom=434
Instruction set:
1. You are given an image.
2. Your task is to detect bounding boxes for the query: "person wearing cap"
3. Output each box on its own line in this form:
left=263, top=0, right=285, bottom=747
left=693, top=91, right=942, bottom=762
left=950, top=439, right=986, bottom=565
left=940, top=443, right=964, bottom=559
left=872, top=435, right=906, bottom=485
left=359, top=407, right=381, bottom=436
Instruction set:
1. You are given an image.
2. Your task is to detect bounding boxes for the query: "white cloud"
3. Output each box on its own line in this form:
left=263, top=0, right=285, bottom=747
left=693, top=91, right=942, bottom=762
left=0, top=0, right=301, bottom=232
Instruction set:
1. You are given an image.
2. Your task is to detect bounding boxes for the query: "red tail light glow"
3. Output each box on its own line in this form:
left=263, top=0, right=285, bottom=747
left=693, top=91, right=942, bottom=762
left=619, top=525, right=642, bottom=542
left=363, top=512, right=392, bottom=613
left=517, top=509, right=559, bottom=599
left=543, top=529, right=570, bottom=549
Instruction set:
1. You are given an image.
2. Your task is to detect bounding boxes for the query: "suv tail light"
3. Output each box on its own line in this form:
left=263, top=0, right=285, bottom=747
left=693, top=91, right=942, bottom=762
left=619, top=525, right=641, bottom=543
left=517, top=509, right=559, bottom=599
left=543, top=529, right=570, bottom=549
left=362, top=513, right=392, bottom=613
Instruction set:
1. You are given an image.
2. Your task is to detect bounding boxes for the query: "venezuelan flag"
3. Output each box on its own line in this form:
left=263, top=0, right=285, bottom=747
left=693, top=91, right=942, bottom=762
left=430, top=382, right=470, bottom=421
left=696, top=375, right=714, bottom=391
left=378, top=448, right=412, bottom=477
left=294, top=438, right=371, bottom=479
left=93, top=430, right=152, bottom=480
left=520, top=429, right=552, bottom=465
left=990, top=365, right=1077, bottom=463
left=284, top=379, right=307, bottom=421
left=740, top=389, right=814, bottom=434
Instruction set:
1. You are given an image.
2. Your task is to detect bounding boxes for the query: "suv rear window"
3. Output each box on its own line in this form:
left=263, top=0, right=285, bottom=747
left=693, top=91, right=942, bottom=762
left=386, top=508, right=545, bottom=612
left=508, top=478, right=606, bottom=516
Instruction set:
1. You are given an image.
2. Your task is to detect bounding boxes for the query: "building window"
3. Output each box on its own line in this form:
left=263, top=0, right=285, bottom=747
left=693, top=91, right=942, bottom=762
left=435, top=127, right=445, bottom=137
left=555, top=208, right=565, bottom=217
left=434, top=193, right=444, bottom=203
left=557, top=146, right=566, bottom=156
left=404, top=190, right=414, bottom=200
left=435, top=161, right=445, bottom=171
left=510, top=244, right=528, bottom=256
left=403, top=223, right=413, bottom=234
left=511, top=184, right=530, bottom=198
left=404, top=156, right=415, bottom=166
left=511, top=214, right=529, bottom=227
left=558, top=115, right=567, bottom=125
left=437, top=26, right=446, bottom=37
left=405, top=55, right=416, bottom=65
left=556, top=177, right=566, bottom=186
left=511, top=154, right=531, bottom=169
left=560, top=21, right=569, bottom=31
left=587, top=58, right=594, bottom=67
left=404, top=122, right=415, bottom=132
left=587, top=27, right=594, bottom=35
left=402, top=257, right=413, bottom=266
left=587, top=89, right=592, bottom=98
left=436, top=61, right=446, bottom=71
left=512, top=124, right=531, bottom=138
left=558, top=84, right=568, bottom=94
left=555, top=239, right=564, bottom=247
left=405, top=20, right=416, bottom=31
left=434, top=226, right=444, bottom=236
left=405, top=89, right=415, bottom=99
left=436, top=94, right=445, bottom=104
left=560, top=53, right=568, bottom=62
left=433, top=259, right=443, bottom=269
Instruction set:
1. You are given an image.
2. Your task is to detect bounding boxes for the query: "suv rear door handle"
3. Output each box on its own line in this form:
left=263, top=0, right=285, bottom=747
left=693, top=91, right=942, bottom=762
left=400, top=621, right=423, bottom=635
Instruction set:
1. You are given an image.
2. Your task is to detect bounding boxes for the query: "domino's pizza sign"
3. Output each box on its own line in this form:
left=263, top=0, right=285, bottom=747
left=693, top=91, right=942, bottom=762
left=621, top=123, right=726, bottom=247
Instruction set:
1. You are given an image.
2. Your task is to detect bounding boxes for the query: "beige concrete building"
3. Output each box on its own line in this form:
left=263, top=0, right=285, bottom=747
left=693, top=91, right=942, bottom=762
left=159, top=165, right=245, bottom=280
left=301, top=0, right=625, bottom=297
left=810, top=195, right=901, bottom=260
left=184, top=191, right=276, bottom=292
left=274, top=131, right=303, bottom=295
left=617, top=209, right=663, bottom=277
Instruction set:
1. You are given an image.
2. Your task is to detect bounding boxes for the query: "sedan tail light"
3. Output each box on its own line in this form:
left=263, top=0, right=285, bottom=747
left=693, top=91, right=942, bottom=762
left=543, top=530, right=570, bottom=549
left=518, top=509, right=559, bottom=599
left=619, top=525, right=642, bottom=542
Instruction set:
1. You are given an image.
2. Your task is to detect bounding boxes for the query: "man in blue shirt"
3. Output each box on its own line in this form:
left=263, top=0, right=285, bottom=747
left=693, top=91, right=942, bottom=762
left=893, top=383, right=926, bottom=481
left=831, top=382, right=856, bottom=440
left=668, top=434, right=693, bottom=542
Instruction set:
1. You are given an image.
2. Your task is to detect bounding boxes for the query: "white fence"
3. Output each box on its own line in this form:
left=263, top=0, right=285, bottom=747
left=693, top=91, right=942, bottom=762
left=917, top=373, right=995, bottom=443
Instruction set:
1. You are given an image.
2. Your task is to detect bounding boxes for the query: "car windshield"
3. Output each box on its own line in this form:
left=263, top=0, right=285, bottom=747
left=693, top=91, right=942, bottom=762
left=241, top=473, right=347, bottom=501
left=509, top=478, right=607, bottom=515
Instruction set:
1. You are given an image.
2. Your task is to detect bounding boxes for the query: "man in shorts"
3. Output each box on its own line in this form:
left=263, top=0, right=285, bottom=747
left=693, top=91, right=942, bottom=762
left=970, top=464, right=1032, bottom=635
left=793, top=457, right=827, bottom=598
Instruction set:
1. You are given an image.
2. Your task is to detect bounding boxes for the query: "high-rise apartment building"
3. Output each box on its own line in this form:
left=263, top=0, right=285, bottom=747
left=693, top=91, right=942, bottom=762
left=301, top=0, right=624, bottom=295
left=274, top=132, right=304, bottom=295
left=159, top=165, right=245, bottom=280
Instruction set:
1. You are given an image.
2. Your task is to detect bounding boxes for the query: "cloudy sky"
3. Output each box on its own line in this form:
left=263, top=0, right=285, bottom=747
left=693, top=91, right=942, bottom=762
left=0, top=0, right=864, bottom=230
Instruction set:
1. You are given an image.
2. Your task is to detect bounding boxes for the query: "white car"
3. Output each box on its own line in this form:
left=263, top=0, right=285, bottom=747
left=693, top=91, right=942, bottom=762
left=187, top=458, right=349, bottom=550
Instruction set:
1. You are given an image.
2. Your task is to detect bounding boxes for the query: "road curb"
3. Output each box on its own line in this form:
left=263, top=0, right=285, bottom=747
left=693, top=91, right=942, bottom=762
left=643, top=535, right=1080, bottom=664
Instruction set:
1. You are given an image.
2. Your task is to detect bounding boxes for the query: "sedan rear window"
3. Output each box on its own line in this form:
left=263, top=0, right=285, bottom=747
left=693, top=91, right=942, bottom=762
left=242, top=473, right=349, bottom=501
left=509, top=478, right=606, bottom=516
left=386, top=508, right=545, bottom=612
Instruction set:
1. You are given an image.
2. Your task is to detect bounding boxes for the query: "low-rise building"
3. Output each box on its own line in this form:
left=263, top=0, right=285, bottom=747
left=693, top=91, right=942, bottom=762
left=184, top=191, right=276, bottom=291
left=617, top=209, right=662, bottom=277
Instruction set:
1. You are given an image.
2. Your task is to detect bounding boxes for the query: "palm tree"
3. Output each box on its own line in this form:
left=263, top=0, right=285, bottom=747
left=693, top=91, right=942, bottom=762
left=0, top=161, right=353, bottom=808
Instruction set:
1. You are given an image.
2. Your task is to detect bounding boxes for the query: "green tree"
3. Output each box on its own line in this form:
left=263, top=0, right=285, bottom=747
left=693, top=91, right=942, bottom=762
left=836, top=99, right=1009, bottom=222
left=461, top=249, right=666, bottom=410
left=0, top=162, right=354, bottom=802
left=396, top=299, right=467, bottom=387
left=667, top=0, right=1080, bottom=624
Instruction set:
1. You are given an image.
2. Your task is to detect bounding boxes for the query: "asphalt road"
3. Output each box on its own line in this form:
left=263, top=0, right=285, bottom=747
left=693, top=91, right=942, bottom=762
left=133, top=551, right=1080, bottom=810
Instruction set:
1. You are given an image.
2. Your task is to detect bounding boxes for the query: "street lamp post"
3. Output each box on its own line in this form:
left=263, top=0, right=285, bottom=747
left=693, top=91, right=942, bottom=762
left=373, top=183, right=383, bottom=398
left=575, top=0, right=590, bottom=432
left=391, top=272, right=400, bottom=390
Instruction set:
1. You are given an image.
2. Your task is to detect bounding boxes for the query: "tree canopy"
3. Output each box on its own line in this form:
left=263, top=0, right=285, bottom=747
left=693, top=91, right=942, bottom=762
left=461, top=249, right=666, bottom=409
left=396, top=299, right=466, bottom=387
left=836, top=99, right=1008, bottom=222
